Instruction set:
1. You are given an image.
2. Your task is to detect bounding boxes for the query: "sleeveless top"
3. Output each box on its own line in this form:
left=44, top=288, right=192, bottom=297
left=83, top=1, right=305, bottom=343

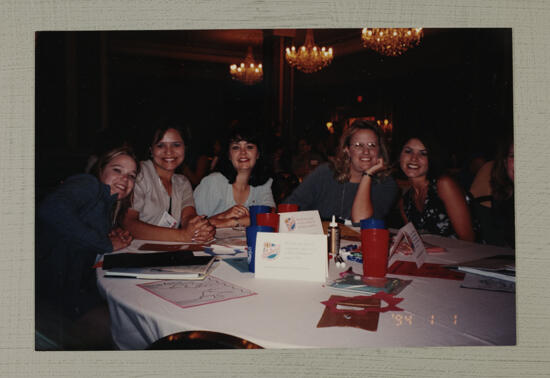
left=402, top=179, right=456, bottom=237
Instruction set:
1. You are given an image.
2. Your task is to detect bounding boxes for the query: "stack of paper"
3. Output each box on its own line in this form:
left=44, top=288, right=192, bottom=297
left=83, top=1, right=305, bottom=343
left=102, top=251, right=217, bottom=280
left=449, top=254, right=515, bottom=283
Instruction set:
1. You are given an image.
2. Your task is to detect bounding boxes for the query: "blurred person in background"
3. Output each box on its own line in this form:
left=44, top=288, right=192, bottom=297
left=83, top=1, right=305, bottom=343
left=469, top=136, right=514, bottom=247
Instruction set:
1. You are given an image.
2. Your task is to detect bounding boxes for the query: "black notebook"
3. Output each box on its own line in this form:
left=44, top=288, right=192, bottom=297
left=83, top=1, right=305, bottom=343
left=102, top=251, right=216, bottom=280
left=103, top=250, right=210, bottom=269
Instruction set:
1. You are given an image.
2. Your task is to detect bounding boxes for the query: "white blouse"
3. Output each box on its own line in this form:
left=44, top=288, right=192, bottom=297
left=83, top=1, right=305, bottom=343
left=193, top=172, right=275, bottom=217
left=131, top=160, right=195, bottom=227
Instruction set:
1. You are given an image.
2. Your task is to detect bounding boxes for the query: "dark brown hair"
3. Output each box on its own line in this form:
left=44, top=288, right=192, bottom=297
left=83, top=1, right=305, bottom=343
left=397, top=132, right=444, bottom=181
left=147, top=119, right=187, bottom=163
left=216, top=121, right=271, bottom=186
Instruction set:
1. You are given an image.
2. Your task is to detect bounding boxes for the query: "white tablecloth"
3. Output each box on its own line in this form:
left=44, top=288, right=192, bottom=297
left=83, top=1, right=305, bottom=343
left=97, top=233, right=515, bottom=350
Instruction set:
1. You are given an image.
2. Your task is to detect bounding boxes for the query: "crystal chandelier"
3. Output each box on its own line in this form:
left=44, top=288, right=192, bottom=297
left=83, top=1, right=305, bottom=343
left=229, top=46, right=263, bottom=85
left=361, top=28, right=423, bottom=56
left=285, top=29, right=333, bottom=73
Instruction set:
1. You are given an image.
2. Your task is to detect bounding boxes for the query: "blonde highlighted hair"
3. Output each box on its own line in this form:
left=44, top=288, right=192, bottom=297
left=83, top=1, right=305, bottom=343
left=95, top=144, right=140, bottom=227
left=331, top=119, right=390, bottom=183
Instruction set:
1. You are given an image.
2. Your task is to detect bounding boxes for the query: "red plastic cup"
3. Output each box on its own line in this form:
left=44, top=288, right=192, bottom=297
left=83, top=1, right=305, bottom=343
left=361, top=228, right=389, bottom=278
left=249, top=205, right=272, bottom=226
left=256, top=212, right=280, bottom=232
left=277, top=203, right=299, bottom=213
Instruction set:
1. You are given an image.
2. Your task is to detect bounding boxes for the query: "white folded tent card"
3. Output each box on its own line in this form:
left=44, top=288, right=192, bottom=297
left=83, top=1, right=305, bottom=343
left=254, top=232, right=328, bottom=282
left=277, top=210, right=324, bottom=234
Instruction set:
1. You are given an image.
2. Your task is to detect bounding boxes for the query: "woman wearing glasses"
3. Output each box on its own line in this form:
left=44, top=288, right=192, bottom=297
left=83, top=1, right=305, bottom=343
left=282, top=120, right=398, bottom=224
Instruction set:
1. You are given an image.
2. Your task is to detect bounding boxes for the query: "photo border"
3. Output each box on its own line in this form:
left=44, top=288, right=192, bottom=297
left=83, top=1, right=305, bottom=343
left=2, top=1, right=549, bottom=376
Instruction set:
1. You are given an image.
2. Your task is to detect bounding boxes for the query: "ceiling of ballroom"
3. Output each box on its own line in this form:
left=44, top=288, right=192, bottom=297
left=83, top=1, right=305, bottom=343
left=104, top=28, right=459, bottom=86
left=108, top=28, right=365, bottom=63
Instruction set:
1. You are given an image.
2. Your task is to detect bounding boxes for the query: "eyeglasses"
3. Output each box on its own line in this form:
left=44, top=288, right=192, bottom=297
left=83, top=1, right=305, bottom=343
left=350, top=142, right=377, bottom=152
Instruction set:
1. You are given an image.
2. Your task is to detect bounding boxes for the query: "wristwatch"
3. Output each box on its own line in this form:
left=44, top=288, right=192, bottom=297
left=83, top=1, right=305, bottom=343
left=363, top=171, right=375, bottom=178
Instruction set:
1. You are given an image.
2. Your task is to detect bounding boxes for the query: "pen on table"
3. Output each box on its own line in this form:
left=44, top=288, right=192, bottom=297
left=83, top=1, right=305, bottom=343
left=337, top=301, right=379, bottom=308
left=340, top=244, right=358, bottom=252
left=346, top=255, right=363, bottom=263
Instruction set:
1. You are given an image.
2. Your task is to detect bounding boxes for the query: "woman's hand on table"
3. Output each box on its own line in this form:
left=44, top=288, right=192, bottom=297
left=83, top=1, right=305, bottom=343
left=109, top=227, right=133, bottom=251
left=182, top=215, right=215, bottom=243
left=222, top=205, right=249, bottom=220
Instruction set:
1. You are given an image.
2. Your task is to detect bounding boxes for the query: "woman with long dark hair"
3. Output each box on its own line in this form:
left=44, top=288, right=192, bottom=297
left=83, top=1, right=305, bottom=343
left=193, top=123, right=275, bottom=228
left=397, top=133, right=475, bottom=241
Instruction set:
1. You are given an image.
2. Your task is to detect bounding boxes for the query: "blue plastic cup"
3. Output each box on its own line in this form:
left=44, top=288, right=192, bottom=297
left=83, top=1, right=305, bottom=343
left=249, top=205, right=272, bottom=226
left=360, top=218, right=385, bottom=230
left=246, top=225, right=274, bottom=272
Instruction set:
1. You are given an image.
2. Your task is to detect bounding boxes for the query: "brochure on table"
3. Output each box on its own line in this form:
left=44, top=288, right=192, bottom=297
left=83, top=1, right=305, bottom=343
left=388, top=222, right=427, bottom=268
left=255, top=210, right=327, bottom=282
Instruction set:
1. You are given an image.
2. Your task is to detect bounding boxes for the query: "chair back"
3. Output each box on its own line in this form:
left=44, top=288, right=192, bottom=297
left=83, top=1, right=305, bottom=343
left=148, top=331, right=264, bottom=350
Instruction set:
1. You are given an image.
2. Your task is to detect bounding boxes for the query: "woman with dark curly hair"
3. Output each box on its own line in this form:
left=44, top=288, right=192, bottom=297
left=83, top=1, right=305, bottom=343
left=282, top=120, right=399, bottom=224
left=398, top=133, right=475, bottom=241
left=193, top=123, right=275, bottom=228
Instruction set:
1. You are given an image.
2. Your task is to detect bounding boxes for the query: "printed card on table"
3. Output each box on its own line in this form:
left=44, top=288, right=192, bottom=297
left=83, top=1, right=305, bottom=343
left=254, top=232, right=328, bottom=282
left=277, top=210, right=324, bottom=234
left=388, top=222, right=427, bottom=268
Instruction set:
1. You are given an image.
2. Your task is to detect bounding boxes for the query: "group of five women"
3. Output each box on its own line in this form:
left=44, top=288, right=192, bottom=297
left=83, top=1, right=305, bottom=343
left=37, top=118, right=514, bottom=348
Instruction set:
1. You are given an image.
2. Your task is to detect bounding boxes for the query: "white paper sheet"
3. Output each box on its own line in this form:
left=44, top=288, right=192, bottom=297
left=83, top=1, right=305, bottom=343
left=137, top=275, right=256, bottom=309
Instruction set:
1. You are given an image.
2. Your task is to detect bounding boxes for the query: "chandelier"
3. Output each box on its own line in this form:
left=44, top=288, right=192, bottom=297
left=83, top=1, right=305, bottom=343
left=285, top=29, right=333, bottom=73
left=229, top=46, right=263, bottom=85
left=361, top=28, right=423, bottom=56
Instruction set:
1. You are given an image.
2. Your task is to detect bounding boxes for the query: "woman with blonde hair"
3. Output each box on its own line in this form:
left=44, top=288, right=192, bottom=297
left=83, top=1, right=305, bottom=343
left=282, top=120, right=399, bottom=224
left=37, top=145, right=139, bottom=348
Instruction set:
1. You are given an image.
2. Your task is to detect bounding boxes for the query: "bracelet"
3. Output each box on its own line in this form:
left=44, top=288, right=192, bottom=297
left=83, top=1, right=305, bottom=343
left=363, top=172, right=375, bottom=178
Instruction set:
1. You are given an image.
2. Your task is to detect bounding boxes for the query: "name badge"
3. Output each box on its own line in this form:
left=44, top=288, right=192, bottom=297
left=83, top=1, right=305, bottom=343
left=159, top=211, right=178, bottom=229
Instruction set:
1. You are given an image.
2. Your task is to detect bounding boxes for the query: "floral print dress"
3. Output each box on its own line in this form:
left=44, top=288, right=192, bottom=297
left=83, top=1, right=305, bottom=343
left=402, top=179, right=456, bottom=237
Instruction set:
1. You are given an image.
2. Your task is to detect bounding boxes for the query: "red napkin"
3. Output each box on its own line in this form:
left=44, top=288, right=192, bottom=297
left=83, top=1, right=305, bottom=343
left=317, top=292, right=405, bottom=331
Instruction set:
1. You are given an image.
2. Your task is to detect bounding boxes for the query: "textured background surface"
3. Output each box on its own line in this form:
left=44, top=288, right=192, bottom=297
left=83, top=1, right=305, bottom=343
left=2, top=0, right=549, bottom=376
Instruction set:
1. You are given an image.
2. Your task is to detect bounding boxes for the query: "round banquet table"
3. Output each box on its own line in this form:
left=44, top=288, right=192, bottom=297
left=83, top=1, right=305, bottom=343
left=97, top=232, right=516, bottom=350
